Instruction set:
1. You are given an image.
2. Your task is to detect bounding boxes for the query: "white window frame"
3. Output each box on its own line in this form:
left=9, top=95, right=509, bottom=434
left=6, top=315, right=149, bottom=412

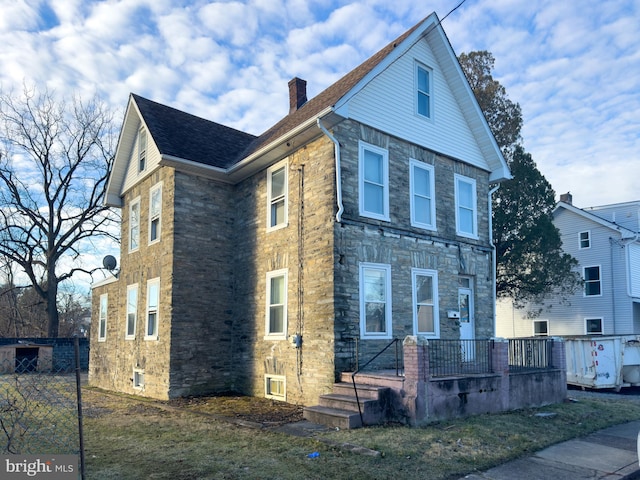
left=265, top=269, right=288, bottom=340
left=415, top=62, right=432, bottom=119
left=126, top=284, right=138, bottom=340
left=264, top=374, right=286, bottom=401
left=148, top=183, right=162, bottom=245
left=98, top=294, right=108, bottom=342
left=583, top=265, right=602, bottom=297
left=129, top=197, right=141, bottom=253
left=585, top=317, right=603, bottom=335
left=454, top=174, right=478, bottom=239
left=133, top=368, right=145, bottom=389
left=579, top=230, right=591, bottom=249
left=412, top=268, right=439, bottom=338
left=410, top=159, right=436, bottom=230
left=358, top=141, right=390, bottom=221
left=145, top=278, right=160, bottom=340
left=359, top=263, right=392, bottom=339
left=533, top=320, right=549, bottom=336
left=266, top=162, right=288, bottom=232
left=138, top=128, right=147, bottom=173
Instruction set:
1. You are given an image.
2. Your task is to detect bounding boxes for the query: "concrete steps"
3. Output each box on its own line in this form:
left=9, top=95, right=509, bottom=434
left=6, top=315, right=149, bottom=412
left=303, top=381, right=390, bottom=429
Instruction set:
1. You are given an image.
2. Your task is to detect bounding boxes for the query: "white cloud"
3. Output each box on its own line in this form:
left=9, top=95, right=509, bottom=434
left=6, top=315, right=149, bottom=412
left=0, top=0, right=637, bottom=210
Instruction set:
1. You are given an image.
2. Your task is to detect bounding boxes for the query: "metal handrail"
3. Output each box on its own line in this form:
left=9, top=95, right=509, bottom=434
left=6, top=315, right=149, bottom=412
left=351, top=338, right=401, bottom=427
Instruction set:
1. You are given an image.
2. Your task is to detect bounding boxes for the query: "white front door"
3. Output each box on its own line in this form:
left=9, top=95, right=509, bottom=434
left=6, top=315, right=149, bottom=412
left=459, top=277, right=475, bottom=361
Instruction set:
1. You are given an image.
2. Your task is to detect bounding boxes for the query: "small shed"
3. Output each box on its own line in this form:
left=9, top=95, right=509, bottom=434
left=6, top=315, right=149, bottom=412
left=0, top=343, right=54, bottom=373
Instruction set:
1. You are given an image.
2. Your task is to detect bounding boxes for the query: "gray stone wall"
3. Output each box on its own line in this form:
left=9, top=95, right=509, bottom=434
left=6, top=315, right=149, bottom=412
left=332, top=120, right=495, bottom=366
left=169, top=171, right=236, bottom=396
left=90, top=117, right=498, bottom=406
left=89, top=168, right=175, bottom=400
left=231, top=138, right=338, bottom=405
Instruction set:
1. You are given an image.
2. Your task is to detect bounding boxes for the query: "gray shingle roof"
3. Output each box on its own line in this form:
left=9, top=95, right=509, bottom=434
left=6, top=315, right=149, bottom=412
left=132, top=94, right=257, bottom=169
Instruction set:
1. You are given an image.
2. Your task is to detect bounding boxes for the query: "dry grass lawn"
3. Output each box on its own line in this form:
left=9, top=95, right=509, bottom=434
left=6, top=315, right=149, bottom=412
left=83, top=387, right=640, bottom=479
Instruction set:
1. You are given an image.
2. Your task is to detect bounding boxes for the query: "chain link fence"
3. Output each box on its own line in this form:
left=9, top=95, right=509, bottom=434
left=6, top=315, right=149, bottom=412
left=0, top=343, right=83, bottom=459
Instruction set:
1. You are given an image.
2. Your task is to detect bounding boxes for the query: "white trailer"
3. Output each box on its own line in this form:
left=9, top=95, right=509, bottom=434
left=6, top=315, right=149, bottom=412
left=565, top=335, right=640, bottom=391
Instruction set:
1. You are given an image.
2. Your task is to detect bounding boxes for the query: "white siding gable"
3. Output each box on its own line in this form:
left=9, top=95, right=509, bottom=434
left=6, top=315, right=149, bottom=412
left=122, top=124, right=162, bottom=194
left=338, top=34, right=487, bottom=171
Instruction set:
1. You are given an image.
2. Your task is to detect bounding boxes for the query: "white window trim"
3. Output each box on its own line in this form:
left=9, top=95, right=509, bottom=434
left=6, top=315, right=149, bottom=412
left=129, top=196, right=141, bottom=253
left=145, top=278, right=160, bottom=340
left=133, top=368, right=145, bottom=390
left=148, top=182, right=162, bottom=245
left=98, top=294, right=108, bottom=342
left=410, top=159, right=436, bottom=231
left=138, top=128, right=147, bottom=173
left=358, top=141, right=390, bottom=221
left=579, top=230, right=591, bottom=250
left=266, top=161, right=288, bottom=232
left=265, top=269, right=288, bottom=340
left=533, top=319, right=549, bottom=336
left=411, top=268, right=440, bottom=338
left=583, top=265, right=602, bottom=297
left=584, top=317, right=604, bottom=335
left=454, top=174, right=478, bottom=239
left=126, top=284, right=138, bottom=340
left=415, top=61, right=433, bottom=120
left=264, top=374, right=286, bottom=401
left=359, top=263, right=392, bottom=339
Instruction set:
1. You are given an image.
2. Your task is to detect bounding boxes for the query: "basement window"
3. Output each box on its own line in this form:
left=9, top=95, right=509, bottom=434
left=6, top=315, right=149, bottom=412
left=133, top=369, right=145, bottom=389
left=265, top=375, right=286, bottom=401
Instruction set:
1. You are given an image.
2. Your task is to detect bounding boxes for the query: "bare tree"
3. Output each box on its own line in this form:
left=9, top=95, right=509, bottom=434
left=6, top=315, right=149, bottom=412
left=0, top=86, right=118, bottom=337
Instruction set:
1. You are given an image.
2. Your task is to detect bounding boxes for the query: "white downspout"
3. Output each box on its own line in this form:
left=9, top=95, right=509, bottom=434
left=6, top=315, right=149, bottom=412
left=489, top=184, right=500, bottom=336
left=317, top=118, right=343, bottom=222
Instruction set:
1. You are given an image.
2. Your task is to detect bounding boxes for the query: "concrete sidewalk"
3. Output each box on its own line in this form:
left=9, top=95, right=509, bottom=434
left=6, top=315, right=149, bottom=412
left=462, top=420, right=640, bottom=480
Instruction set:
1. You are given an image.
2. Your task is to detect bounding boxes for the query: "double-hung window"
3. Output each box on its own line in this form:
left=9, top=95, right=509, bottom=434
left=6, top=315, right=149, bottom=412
left=138, top=128, right=147, bottom=172
left=359, top=141, right=389, bottom=221
left=129, top=198, right=140, bottom=252
left=98, top=294, right=108, bottom=342
left=412, top=268, right=439, bottom=337
left=416, top=63, right=432, bottom=119
left=149, top=183, right=162, bottom=244
left=359, top=263, right=392, bottom=339
left=267, top=163, right=287, bottom=231
left=584, top=266, right=601, bottom=296
left=410, top=159, right=436, bottom=230
left=126, top=284, right=138, bottom=339
left=455, top=174, right=477, bottom=238
left=145, top=278, right=160, bottom=340
left=579, top=231, right=591, bottom=249
left=265, top=269, right=287, bottom=339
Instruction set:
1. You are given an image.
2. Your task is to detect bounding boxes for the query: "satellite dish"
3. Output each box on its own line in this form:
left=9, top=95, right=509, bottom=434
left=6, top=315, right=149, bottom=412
left=103, top=255, right=117, bottom=271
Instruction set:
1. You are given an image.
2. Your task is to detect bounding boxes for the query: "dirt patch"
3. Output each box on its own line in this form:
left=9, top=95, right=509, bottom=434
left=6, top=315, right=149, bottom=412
left=168, top=393, right=304, bottom=426
left=83, top=388, right=304, bottom=426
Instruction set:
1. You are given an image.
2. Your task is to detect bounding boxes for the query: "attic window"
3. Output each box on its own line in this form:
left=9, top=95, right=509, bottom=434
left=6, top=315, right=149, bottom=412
left=416, top=62, right=432, bottom=119
left=138, top=128, right=147, bottom=172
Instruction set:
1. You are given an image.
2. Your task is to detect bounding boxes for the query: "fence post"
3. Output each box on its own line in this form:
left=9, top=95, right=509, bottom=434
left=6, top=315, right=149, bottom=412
left=491, top=338, right=510, bottom=410
left=74, top=336, right=86, bottom=480
left=402, top=336, right=428, bottom=425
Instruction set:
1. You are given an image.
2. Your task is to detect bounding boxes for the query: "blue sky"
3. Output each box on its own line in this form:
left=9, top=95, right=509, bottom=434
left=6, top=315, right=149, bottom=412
left=1, top=0, right=638, bottom=210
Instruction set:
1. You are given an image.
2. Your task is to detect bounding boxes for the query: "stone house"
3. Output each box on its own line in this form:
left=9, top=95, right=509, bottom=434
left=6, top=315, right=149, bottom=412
left=89, top=13, right=511, bottom=407
left=497, top=193, right=640, bottom=338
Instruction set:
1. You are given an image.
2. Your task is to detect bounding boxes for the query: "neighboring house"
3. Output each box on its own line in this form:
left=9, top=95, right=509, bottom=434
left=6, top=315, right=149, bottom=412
left=89, top=12, right=510, bottom=406
left=497, top=193, right=640, bottom=338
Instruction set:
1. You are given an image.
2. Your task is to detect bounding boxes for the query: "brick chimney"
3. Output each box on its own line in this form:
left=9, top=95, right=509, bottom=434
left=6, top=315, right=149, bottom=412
left=288, top=77, right=307, bottom=114
left=560, top=192, right=573, bottom=205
